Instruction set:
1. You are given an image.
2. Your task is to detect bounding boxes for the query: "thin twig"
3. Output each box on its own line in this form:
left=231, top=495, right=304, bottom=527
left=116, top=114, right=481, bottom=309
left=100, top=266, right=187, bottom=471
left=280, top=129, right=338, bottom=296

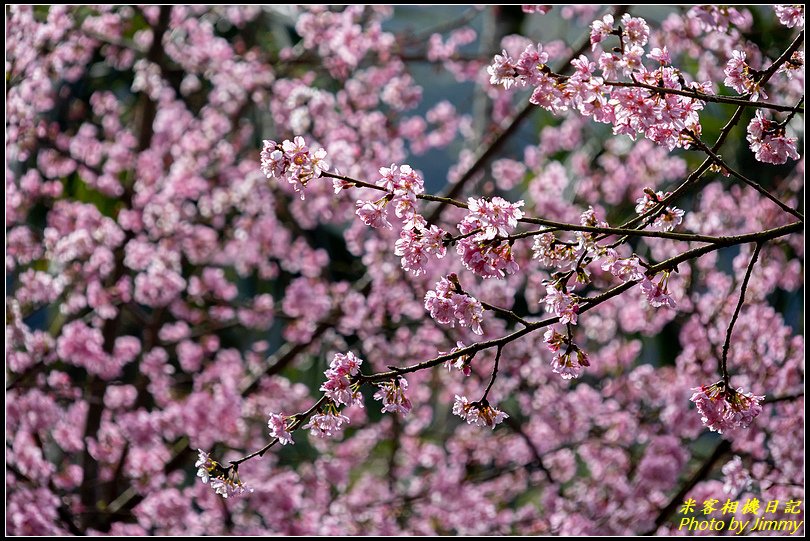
left=720, top=242, right=764, bottom=385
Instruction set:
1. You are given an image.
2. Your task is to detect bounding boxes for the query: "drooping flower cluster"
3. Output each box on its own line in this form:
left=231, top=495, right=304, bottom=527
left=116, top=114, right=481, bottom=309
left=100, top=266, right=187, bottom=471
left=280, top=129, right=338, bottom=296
left=302, top=410, right=351, bottom=439
left=355, top=197, right=392, bottom=229
left=634, top=189, right=685, bottom=231
left=544, top=327, right=590, bottom=379
left=690, top=382, right=765, bottom=433
left=542, top=283, right=580, bottom=325
left=452, top=395, right=509, bottom=429
left=320, top=352, right=364, bottom=407
left=261, top=136, right=329, bottom=199
left=195, top=449, right=253, bottom=499
left=640, top=272, right=677, bottom=309
left=424, top=274, right=485, bottom=335
left=373, top=377, right=413, bottom=414
left=746, top=110, right=800, bottom=165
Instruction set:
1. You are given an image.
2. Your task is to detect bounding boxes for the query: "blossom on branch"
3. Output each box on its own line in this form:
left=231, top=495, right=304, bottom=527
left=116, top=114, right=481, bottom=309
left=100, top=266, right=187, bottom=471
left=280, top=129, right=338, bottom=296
left=690, top=382, right=765, bottom=433
left=452, top=395, right=509, bottom=429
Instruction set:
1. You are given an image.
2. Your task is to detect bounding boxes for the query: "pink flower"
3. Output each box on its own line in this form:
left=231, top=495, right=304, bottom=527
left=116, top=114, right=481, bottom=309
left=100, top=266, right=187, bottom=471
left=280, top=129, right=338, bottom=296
left=452, top=293, right=485, bottom=335
left=209, top=477, right=253, bottom=499
left=355, top=198, right=392, bottom=229
left=267, top=412, right=294, bottom=445
left=690, top=382, right=764, bottom=433
left=543, top=327, right=566, bottom=352
left=590, top=14, right=614, bottom=50
left=424, top=275, right=485, bottom=335
left=394, top=225, right=447, bottom=276
left=515, top=43, right=550, bottom=85
left=463, top=196, right=525, bottom=241
left=457, top=237, right=519, bottom=279
left=634, top=189, right=685, bottom=231
left=303, top=411, right=350, bottom=438
left=260, top=136, right=329, bottom=199
left=647, top=47, right=671, bottom=65
left=321, top=352, right=364, bottom=407
left=532, top=232, right=580, bottom=269
left=487, top=50, right=518, bottom=89
left=621, top=14, right=650, bottom=47
left=746, top=111, right=800, bottom=165
left=721, top=456, right=752, bottom=494
left=542, top=283, right=579, bottom=325
left=443, top=341, right=472, bottom=376
left=195, top=449, right=216, bottom=484
left=774, top=5, right=804, bottom=28
left=550, top=347, right=590, bottom=380
left=522, top=5, right=552, bottom=15
left=373, top=377, right=412, bottom=414
left=640, top=274, right=676, bottom=309
left=452, top=395, right=509, bottom=429
left=723, top=51, right=767, bottom=101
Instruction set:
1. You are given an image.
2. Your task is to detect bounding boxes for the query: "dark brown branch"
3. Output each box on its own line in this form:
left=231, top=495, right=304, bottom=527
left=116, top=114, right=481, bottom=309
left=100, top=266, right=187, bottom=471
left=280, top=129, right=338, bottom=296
left=720, top=242, right=764, bottom=385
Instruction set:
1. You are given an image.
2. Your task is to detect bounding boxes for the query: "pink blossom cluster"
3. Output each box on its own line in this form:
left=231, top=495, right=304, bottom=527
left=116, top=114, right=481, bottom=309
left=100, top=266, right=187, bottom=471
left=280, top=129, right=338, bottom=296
left=746, top=111, right=800, bottom=165
left=600, top=250, right=645, bottom=283
left=724, top=51, right=767, bottom=100
left=267, top=413, right=294, bottom=445
left=774, top=5, right=805, bottom=28
left=443, top=341, right=473, bottom=376
left=640, top=273, right=677, bottom=309
left=302, top=410, right=351, bottom=439
left=544, top=328, right=590, bottom=379
left=373, top=377, right=413, bottom=415
left=455, top=197, right=524, bottom=278
left=452, top=395, right=509, bottom=429
left=261, top=136, right=329, bottom=199
left=424, top=275, right=485, bottom=335
left=532, top=232, right=581, bottom=269
left=542, top=283, right=580, bottom=325
left=690, top=382, right=765, bottom=433
left=320, top=352, right=364, bottom=407
left=634, top=189, right=685, bottom=231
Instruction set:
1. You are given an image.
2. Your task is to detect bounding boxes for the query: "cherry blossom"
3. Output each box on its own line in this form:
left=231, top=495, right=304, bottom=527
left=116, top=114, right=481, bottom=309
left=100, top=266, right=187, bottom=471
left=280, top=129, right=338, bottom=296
left=690, top=382, right=764, bottom=433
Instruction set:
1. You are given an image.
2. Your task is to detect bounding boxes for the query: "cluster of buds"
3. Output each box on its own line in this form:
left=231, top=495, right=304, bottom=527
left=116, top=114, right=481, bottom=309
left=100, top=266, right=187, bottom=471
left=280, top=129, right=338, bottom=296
left=195, top=450, right=253, bottom=498
left=690, top=381, right=765, bottom=433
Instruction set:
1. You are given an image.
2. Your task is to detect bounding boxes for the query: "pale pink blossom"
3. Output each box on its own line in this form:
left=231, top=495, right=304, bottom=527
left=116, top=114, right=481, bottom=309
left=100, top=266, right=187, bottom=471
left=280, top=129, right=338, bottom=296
left=452, top=395, right=509, bottom=429
left=774, top=5, right=804, bottom=28
left=267, top=412, right=294, bottom=445
left=303, top=411, right=351, bottom=438
left=373, top=377, right=412, bottom=414
left=690, top=382, right=764, bottom=433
